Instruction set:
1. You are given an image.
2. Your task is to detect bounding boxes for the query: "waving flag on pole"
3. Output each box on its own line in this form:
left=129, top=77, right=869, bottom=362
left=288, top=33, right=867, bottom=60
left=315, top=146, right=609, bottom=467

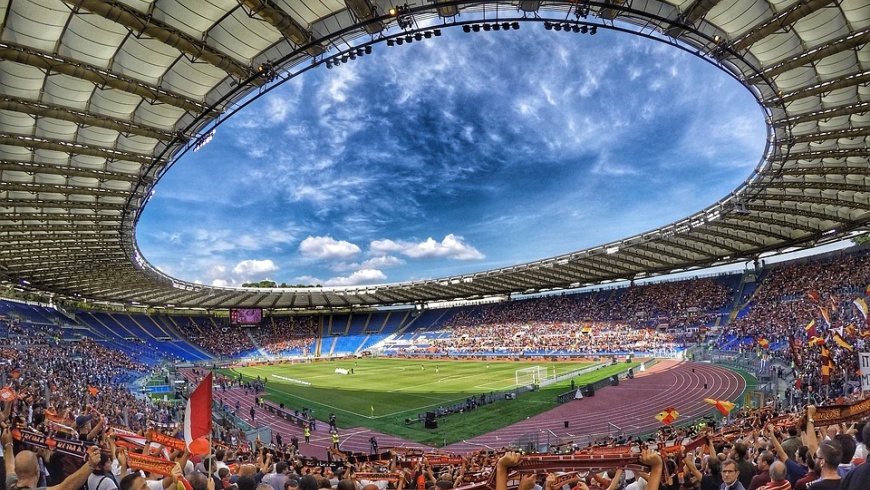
left=655, top=407, right=679, bottom=425
left=832, top=331, right=853, bottom=352
left=820, top=346, right=833, bottom=385
left=819, top=306, right=832, bottom=327
left=805, top=319, right=817, bottom=339
left=184, top=373, right=212, bottom=455
left=854, top=298, right=868, bottom=320
left=704, top=398, right=736, bottom=416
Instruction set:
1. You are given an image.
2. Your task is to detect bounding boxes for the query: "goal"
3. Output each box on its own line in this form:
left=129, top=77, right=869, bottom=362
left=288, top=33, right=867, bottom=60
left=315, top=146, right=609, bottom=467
left=515, top=366, right=547, bottom=386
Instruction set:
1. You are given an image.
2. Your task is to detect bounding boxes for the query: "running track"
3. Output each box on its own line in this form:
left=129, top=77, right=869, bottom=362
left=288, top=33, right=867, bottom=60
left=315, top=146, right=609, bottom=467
left=181, top=360, right=744, bottom=459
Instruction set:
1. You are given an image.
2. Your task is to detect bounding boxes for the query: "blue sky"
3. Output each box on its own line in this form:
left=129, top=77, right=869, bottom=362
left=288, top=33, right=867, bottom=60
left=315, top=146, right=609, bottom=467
left=135, top=23, right=767, bottom=288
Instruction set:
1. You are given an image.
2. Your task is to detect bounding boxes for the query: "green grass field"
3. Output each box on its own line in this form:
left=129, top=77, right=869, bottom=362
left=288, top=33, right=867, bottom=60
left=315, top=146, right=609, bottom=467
left=222, top=358, right=641, bottom=446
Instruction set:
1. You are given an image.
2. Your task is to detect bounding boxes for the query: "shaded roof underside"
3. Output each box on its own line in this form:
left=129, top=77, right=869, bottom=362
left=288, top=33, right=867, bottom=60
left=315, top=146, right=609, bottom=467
left=0, top=0, right=868, bottom=309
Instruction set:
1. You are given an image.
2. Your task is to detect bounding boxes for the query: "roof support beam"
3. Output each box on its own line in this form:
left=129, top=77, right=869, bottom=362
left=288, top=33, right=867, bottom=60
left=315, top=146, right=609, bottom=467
left=240, top=0, right=325, bottom=56
left=762, top=181, right=870, bottom=193
left=661, top=236, right=734, bottom=256
left=0, top=159, right=141, bottom=183
left=0, top=133, right=155, bottom=164
left=692, top=226, right=766, bottom=248
left=775, top=164, right=870, bottom=175
left=620, top=249, right=672, bottom=267
left=0, top=182, right=139, bottom=199
left=632, top=244, right=693, bottom=263
left=775, top=101, right=870, bottom=128
left=0, top=199, right=126, bottom=210
left=788, top=126, right=870, bottom=144
left=729, top=0, right=838, bottom=53
left=753, top=27, right=870, bottom=82
left=664, top=0, right=724, bottom=38
left=713, top=221, right=797, bottom=243
left=748, top=203, right=855, bottom=223
left=0, top=96, right=174, bottom=140
left=61, top=0, right=253, bottom=81
left=786, top=149, right=870, bottom=161
left=766, top=71, right=870, bottom=106
left=0, top=42, right=207, bottom=113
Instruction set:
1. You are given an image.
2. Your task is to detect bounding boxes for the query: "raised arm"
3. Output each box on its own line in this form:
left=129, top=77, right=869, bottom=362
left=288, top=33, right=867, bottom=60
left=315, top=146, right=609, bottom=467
left=495, top=452, right=521, bottom=490
left=639, top=449, right=663, bottom=490
left=47, top=445, right=101, bottom=490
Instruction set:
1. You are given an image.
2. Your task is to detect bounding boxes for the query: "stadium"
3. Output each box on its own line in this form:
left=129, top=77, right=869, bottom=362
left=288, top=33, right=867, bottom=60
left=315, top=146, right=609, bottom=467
left=1, top=1, right=870, bottom=490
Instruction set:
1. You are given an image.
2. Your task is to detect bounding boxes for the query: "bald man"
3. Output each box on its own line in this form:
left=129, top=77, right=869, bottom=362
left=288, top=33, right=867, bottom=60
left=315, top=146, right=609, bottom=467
left=4, top=428, right=101, bottom=490
left=762, top=461, right=790, bottom=490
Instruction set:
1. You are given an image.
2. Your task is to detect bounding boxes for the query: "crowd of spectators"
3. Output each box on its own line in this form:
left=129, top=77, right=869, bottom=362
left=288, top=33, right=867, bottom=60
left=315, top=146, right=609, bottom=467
left=251, top=318, right=317, bottom=356
left=0, top=318, right=63, bottom=345
left=175, top=318, right=316, bottom=358
left=5, top=250, right=870, bottom=490
left=440, top=277, right=732, bottom=330
left=714, top=251, right=870, bottom=403
left=423, top=322, right=682, bottom=356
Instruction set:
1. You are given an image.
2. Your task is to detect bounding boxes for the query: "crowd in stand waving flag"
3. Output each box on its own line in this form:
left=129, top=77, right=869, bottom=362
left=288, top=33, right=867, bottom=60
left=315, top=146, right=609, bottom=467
left=4, top=250, right=870, bottom=489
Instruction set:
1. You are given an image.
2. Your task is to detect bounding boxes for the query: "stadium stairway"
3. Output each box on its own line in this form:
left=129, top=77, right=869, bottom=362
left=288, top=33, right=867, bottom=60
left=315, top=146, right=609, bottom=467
left=156, top=316, right=214, bottom=360
left=246, top=330, right=270, bottom=358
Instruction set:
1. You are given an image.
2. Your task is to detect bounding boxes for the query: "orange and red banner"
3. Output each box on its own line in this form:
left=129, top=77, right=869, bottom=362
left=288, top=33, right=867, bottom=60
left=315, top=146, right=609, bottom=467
left=149, top=430, right=187, bottom=452
left=127, top=452, right=177, bottom=477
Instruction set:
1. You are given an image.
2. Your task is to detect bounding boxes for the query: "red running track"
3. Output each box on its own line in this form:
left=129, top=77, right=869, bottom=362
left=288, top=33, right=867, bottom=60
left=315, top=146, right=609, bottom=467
left=181, top=360, right=744, bottom=459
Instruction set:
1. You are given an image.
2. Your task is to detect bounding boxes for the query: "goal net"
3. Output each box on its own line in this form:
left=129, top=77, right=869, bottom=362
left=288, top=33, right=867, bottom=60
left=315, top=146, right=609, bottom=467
left=515, top=366, right=546, bottom=386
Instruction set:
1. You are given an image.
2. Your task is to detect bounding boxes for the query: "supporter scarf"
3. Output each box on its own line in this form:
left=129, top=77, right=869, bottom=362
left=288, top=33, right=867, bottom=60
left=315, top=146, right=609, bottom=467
left=127, top=452, right=177, bottom=477
left=149, top=430, right=187, bottom=452
left=11, top=428, right=93, bottom=458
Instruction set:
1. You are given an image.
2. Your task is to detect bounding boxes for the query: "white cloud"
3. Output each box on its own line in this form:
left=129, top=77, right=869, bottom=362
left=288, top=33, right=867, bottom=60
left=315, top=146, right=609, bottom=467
left=232, top=94, right=294, bottom=130
left=328, top=255, right=405, bottom=273
left=211, top=279, right=229, bottom=287
left=232, top=259, right=278, bottom=277
left=370, top=234, right=484, bottom=260
left=299, top=236, right=361, bottom=260
left=362, top=255, right=405, bottom=268
left=324, top=269, right=387, bottom=286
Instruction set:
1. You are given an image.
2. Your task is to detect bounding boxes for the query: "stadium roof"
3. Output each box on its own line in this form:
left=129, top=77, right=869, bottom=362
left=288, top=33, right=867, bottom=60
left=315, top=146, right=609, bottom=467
left=0, top=0, right=868, bottom=310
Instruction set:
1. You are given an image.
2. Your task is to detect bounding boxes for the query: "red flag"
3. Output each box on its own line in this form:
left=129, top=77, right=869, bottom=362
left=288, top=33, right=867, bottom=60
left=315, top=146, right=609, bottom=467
left=805, top=319, right=817, bottom=339
left=758, top=338, right=769, bottom=349
left=184, top=373, right=212, bottom=454
left=807, top=291, right=820, bottom=302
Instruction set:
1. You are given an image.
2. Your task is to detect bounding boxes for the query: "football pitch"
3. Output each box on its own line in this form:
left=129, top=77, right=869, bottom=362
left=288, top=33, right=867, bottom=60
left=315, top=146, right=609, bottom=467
left=222, top=358, right=638, bottom=445
left=230, top=358, right=590, bottom=418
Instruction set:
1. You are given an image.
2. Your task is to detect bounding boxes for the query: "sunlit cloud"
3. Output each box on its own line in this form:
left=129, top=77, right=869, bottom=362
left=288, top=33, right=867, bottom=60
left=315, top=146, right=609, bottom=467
left=370, top=234, right=484, bottom=260
left=299, top=236, right=362, bottom=260
left=324, top=269, right=387, bottom=286
left=232, top=259, right=278, bottom=277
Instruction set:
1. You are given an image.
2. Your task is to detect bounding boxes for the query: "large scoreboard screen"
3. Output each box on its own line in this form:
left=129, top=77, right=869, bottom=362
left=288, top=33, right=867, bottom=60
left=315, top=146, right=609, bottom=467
left=230, top=308, right=262, bottom=325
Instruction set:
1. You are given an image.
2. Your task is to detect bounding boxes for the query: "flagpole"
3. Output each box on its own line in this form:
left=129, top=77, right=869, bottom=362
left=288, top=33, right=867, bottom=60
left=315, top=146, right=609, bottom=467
left=208, top=431, right=213, bottom=477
